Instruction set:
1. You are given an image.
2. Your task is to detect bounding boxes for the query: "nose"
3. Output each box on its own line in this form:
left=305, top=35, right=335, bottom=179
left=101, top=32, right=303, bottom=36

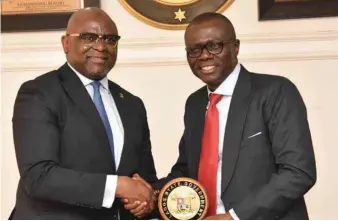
left=92, top=37, right=107, bottom=51
left=199, top=47, right=213, bottom=60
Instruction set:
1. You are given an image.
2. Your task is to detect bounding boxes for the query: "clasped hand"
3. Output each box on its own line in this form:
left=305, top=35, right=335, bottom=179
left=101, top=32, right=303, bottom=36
left=117, top=174, right=156, bottom=218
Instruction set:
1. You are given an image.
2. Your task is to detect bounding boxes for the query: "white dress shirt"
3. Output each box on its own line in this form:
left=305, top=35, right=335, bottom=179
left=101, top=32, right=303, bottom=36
left=68, top=63, right=122, bottom=208
left=207, top=63, right=241, bottom=219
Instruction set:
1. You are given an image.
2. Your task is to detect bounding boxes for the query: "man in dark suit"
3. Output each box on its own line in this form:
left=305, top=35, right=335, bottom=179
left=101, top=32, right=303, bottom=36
left=126, top=12, right=317, bottom=219
left=11, top=8, right=157, bottom=219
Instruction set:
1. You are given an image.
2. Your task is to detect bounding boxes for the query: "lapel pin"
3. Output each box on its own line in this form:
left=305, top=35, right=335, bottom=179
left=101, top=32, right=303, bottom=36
left=119, top=93, right=124, bottom=98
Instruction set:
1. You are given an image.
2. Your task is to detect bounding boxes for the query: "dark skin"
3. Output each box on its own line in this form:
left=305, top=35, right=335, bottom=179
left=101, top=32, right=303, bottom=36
left=61, top=7, right=118, bottom=80
left=61, top=7, right=155, bottom=215
left=116, top=175, right=156, bottom=217
left=122, top=174, right=157, bottom=218
left=185, top=19, right=240, bottom=92
left=124, top=16, right=239, bottom=219
left=186, top=18, right=237, bottom=220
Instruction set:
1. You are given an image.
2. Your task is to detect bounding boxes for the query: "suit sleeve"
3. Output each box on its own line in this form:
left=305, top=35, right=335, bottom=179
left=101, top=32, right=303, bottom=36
left=232, top=78, right=316, bottom=219
left=133, top=98, right=160, bottom=220
left=12, top=81, right=107, bottom=209
left=136, top=98, right=158, bottom=184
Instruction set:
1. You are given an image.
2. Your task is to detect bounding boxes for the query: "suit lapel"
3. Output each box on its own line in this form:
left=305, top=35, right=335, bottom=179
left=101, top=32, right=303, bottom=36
left=221, top=66, right=254, bottom=195
left=108, top=82, right=133, bottom=175
left=190, top=88, right=209, bottom=179
left=58, top=64, right=115, bottom=171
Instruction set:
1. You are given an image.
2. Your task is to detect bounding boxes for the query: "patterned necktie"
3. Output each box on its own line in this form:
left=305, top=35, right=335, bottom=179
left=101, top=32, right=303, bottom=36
left=198, top=93, right=223, bottom=216
left=91, top=81, right=115, bottom=166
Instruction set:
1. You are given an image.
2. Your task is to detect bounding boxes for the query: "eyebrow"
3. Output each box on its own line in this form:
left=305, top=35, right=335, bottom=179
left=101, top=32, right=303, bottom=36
left=81, top=32, right=118, bottom=35
left=187, top=39, right=222, bottom=47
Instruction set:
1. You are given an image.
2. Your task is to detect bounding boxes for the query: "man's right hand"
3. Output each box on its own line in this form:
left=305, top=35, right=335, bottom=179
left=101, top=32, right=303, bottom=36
left=116, top=176, right=155, bottom=209
left=120, top=174, right=157, bottom=218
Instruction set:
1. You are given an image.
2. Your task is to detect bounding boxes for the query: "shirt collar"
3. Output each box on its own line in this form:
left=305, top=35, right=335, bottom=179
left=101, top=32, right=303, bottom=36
left=67, top=62, right=109, bottom=91
left=207, top=63, right=241, bottom=96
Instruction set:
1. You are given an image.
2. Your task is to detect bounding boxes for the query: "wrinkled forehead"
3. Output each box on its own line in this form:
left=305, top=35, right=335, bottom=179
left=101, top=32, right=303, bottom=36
left=185, top=20, right=232, bottom=45
left=82, top=21, right=117, bottom=34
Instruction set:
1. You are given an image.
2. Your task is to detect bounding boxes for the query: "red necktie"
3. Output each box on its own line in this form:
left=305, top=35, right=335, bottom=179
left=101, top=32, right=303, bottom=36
left=198, top=93, right=223, bottom=216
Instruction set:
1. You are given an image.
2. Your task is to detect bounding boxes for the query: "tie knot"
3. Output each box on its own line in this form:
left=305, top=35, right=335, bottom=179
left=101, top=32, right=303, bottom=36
left=209, top=93, right=222, bottom=106
left=91, top=81, right=101, bottom=92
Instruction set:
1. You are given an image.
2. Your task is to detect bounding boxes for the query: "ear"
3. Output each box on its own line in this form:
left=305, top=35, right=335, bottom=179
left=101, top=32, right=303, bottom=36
left=234, top=39, right=240, bottom=55
left=61, top=35, right=69, bottom=54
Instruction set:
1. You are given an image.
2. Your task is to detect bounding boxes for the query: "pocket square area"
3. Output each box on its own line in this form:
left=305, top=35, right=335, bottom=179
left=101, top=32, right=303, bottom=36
left=248, top=132, right=262, bottom=139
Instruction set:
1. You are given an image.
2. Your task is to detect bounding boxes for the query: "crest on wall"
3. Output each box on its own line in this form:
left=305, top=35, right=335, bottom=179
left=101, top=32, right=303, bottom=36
left=118, top=0, right=234, bottom=30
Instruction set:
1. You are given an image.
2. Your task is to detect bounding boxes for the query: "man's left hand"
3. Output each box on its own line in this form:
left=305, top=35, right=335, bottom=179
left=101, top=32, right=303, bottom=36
left=122, top=199, right=149, bottom=219
left=122, top=174, right=156, bottom=218
left=204, top=213, right=233, bottom=220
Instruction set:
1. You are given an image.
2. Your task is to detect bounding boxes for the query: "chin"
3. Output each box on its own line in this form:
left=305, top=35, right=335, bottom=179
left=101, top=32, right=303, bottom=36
left=198, top=73, right=217, bottom=83
left=86, top=71, right=106, bottom=80
left=201, top=77, right=223, bottom=90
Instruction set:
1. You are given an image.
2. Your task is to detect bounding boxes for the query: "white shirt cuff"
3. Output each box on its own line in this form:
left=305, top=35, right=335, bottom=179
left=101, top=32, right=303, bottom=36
left=229, top=208, right=240, bottom=220
left=102, top=175, right=117, bottom=208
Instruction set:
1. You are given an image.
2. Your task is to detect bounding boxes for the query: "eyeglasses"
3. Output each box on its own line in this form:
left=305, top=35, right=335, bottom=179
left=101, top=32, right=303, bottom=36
left=185, top=39, right=236, bottom=58
left=66, top=32, right=121, bottom=48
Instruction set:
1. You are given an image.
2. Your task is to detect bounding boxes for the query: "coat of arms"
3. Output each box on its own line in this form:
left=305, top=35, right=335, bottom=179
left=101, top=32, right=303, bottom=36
left=158, top=177, right=208, bottom=220
left=175, top=195, right=196, bottom=213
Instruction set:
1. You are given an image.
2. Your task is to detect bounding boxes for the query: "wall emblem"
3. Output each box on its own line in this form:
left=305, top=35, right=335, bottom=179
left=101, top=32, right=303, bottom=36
left=118, top=0, right=234, bottom=30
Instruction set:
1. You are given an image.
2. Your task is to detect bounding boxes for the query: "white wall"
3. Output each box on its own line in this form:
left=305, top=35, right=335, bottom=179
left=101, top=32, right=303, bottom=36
left=1, top=0, right=338, bottom=219
left=0, top=41, right=3, bottom=217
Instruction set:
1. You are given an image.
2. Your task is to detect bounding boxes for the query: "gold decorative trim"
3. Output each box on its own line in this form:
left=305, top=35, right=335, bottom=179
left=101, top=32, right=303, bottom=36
left=154, top=0, right=199, bottom=7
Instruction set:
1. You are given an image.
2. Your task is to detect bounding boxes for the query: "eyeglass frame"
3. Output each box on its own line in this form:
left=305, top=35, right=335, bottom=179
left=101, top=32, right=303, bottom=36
left=185, top=39, right=237, bottom=58
left=66, top=32, right=121, bottom=48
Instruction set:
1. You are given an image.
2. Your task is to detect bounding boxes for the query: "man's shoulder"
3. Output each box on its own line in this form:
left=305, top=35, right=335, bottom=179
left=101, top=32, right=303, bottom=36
left=249, top=71, right=297, bottom=93
left=251, top=71, right=289, bottom=86
left=186, top=85, right=207, bottom=103
left=20, top=68, right=61, bottom=92
left=108, top=80, right=143, bottom=103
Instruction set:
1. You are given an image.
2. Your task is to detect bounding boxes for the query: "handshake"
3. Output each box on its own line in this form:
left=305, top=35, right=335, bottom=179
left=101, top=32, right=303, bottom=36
left=116, top=174, right=158, bottom=218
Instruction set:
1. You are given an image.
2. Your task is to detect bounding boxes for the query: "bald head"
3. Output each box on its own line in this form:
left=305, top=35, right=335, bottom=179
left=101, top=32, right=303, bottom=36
left=184, top=12, right=240, bottom=91
left=66, top=7, right=117, bottom=34
left=185, top=12, right=236, bottom=40
left=61, top=7, right=119, bottom=81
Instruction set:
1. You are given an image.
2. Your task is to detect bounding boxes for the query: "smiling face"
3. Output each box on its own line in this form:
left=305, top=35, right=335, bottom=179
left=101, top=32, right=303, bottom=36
left=61, top=8, right=119, bottom=80
left=185, top=17, right=239, bottom=91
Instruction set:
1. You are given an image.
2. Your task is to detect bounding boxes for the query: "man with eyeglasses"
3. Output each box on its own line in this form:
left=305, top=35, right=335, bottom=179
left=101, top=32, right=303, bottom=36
left=11, top=7, right=157, bottom=219
left=127, top=12, right=316, bottom=220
